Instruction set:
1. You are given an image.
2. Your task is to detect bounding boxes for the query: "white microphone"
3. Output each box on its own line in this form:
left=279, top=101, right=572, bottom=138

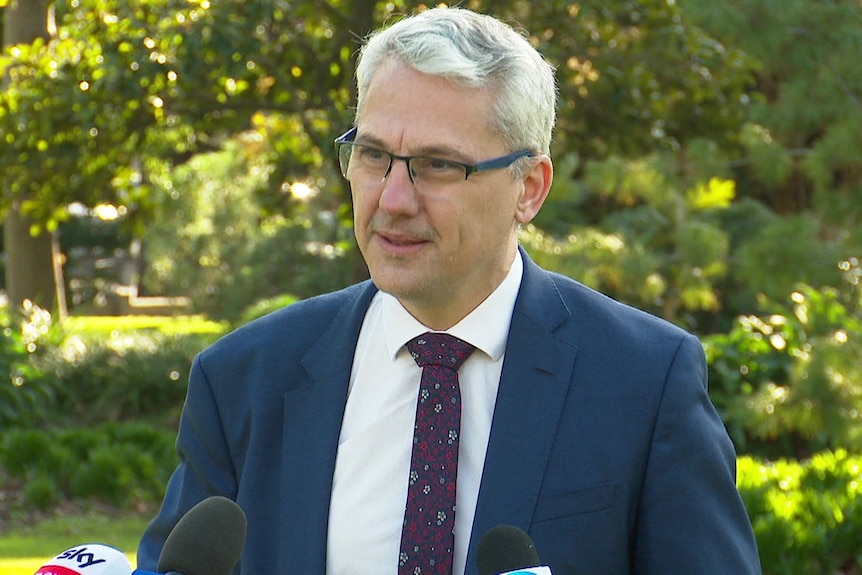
left=34, top=543, right=132, bottom=575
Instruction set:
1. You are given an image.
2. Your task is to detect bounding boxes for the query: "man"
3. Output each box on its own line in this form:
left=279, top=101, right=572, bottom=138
left=138, top=7, right=761, bottom=574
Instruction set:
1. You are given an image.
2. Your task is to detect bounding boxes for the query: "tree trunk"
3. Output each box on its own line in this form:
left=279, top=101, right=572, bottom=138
left=2, top=0, right=66, bottom=319
left=3, top=204, right=57, bottom=314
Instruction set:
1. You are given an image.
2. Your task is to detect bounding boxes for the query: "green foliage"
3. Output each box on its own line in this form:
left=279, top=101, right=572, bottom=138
left=706, top=278, right=862, bottom=458
left=3, top=0, right=859, bottom=345
left=34, top=330, right=207, bottom=425
left=0, top=302, right=59, bottom=430
left=0, top=429, right=51, bottom=478
left=525, top=0, right=862, bottom=337
left=70, top=444, right=148, bottom=506
left=22, top=474, right=61, bottom=512
left=738, top=450, right=862, bottom=574
left=0, top=423, right=177, bottom=509
left=140, top=141, right=353, bottom=322
left=523, top=0, right=756, bottom=160
left=734, top=214, right=845, bottom=302
left=738, top=123, right=793, bottom=189
left=528, top=151, right=856, bottom=334
left=0, top=0, right=761, bottom=313
left=0, top=311, right=204, bottom=509
left=682, top=0, right=862, bottom=221
left=0, top=305, right=224, bottom=429
left=0, top=0, right=361, bottom=227
left=236, top=293, right=300, bottom=328
left=526, top=155, right=739, bottom=326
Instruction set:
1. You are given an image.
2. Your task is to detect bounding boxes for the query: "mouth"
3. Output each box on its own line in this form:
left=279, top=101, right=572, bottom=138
left=375, top=230, right=430, bottom=254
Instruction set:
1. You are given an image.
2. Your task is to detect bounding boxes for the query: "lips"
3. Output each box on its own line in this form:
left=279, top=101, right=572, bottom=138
left=374, top=229, right=430, bottom=255
left=379, top=231, right=425, bottom=245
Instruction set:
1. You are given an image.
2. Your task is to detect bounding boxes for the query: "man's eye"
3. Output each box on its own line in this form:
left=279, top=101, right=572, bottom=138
left=357, top=146, right=389, bottom=164
left=418, top=157, right=463, bottom=173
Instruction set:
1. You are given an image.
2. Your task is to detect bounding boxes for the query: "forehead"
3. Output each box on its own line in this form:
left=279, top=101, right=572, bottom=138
left=356, top=59, right=501, bottom=153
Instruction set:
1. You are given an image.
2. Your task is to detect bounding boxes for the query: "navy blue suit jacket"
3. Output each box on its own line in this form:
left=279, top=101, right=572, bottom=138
left=138, top=249, right=761, bottom=574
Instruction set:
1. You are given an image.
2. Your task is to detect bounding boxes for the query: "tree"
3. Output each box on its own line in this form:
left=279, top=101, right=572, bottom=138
left=1, top=0, right=65, bottom=318
left=681, top=0, right=862, bottom=218
left=0, top=0, right=398, bottom=305
left=523, top=0, right=862, bottom=331
left=3, top=0, right=858, bottom=329
left=681, top=0, right=862, bottom=316
left=0, top=0, right=760, bottom=311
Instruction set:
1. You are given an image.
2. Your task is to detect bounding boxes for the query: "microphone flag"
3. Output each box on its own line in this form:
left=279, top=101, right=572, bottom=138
left=34, top=543, right=132, bottom=575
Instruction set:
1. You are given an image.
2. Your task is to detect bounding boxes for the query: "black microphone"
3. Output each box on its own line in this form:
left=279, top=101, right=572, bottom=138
left=477, top=525, right=551, bottom=575
left=134, top=496, right=247, bottom=575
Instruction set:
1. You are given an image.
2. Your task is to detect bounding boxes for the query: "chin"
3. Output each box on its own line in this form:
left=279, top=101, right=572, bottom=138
left=369, top=271, right=426, bottom=301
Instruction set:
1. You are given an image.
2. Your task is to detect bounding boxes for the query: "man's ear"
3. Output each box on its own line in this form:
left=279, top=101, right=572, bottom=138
left=515, top=156, right=553, bottom=224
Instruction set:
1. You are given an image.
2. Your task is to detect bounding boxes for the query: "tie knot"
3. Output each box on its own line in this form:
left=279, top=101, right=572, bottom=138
left=407, top=332, right=476, bottom=370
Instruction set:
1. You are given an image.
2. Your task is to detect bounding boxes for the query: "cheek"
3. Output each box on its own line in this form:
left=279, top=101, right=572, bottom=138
left=475, top=191, right=518, bottom=232
left=352, top=190, right=375, bottom=224
left=445, top=202, right=501, bottom=252
left=436, top=199, right=475, bottom=243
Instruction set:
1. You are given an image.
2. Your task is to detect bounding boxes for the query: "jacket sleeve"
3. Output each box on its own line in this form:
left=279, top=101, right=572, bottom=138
left=634, top=333, right=761, bottom=574
left=136, top=352, right=241, bottom=573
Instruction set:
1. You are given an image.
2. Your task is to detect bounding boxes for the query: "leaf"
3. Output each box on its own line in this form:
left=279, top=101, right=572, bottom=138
left=685, top=177, right=736, bottom=210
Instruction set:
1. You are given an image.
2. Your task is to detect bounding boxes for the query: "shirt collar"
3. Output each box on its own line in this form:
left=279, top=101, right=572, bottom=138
left=381, top=251, right=524, bottom=361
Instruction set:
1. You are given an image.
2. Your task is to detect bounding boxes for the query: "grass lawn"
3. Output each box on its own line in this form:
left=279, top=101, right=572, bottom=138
left=61, top=314, right=228, bottom=338
left=0, top=510, right=150, bottom=574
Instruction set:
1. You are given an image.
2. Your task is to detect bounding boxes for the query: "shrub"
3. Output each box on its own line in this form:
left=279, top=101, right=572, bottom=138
left=0, top=302, right=60, bottom=430
left=34, top=331, right=205, bottom=425
left=236, top=293, right=299, bottom=327
left=0, top=422, right=178, bottom=509
left=23, top=474, right=62, bottom=511
left=70, top=444, right=137, bottom=506
left=140, top=142, right=354, bottom=323
left=738, top=450, right=862, bottom=575
left=705, top=282, right=862, bottom=459
left=0, top=428, right=52, bottom=476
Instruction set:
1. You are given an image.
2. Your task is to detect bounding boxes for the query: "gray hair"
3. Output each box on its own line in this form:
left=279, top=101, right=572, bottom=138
left=355, top=7, right=557, bottom=156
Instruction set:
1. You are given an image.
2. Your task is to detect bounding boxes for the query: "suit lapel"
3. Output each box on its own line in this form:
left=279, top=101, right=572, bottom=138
left=272, top=252, right=579, bottom=573
left=466, top=252, right=579, bottom=573
left=277, top=283, right=377, bottom=574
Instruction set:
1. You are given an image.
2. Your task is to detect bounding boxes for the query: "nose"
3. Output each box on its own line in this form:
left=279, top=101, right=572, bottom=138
left=378, top=157, right=420, bottom=215
left=382, top=156, right=415, bottom=184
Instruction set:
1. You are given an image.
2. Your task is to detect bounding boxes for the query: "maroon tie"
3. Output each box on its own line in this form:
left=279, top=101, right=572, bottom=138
left=399, top=332, right=476, bottom=575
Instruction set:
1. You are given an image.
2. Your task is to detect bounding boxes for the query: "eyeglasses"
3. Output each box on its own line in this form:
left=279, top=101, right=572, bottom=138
left=334, top=127, right=534, bottom=189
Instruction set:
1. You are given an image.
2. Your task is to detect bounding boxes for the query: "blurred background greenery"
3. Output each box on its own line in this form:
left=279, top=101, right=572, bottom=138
left=1, top=0, right=861, bottom=572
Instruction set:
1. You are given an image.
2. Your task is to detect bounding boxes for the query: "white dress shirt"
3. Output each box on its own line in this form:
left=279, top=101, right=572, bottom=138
left=326, top=253, right=524, bottom=575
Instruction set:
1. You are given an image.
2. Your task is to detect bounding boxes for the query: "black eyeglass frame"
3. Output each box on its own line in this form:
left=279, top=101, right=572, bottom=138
left=334, top=127, right=535, bottom=182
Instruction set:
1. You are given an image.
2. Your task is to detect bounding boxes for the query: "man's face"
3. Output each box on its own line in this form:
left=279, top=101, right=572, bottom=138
left=350, top=60, right=550, bottom=329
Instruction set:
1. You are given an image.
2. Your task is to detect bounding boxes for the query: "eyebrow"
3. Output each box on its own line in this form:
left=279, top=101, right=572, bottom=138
left=354, top=131, right=474, bottom=163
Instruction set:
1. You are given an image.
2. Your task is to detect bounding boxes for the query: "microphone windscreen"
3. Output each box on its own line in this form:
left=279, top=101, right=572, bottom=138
left=35, top=543, right=132, bottom=575
left=156, top=496, right=247, bottom=575
left=477, top=525, right=541, bottom=575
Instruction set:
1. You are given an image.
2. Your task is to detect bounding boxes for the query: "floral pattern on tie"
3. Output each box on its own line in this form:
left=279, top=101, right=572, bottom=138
left=399, top=332, right=476, bottom=575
